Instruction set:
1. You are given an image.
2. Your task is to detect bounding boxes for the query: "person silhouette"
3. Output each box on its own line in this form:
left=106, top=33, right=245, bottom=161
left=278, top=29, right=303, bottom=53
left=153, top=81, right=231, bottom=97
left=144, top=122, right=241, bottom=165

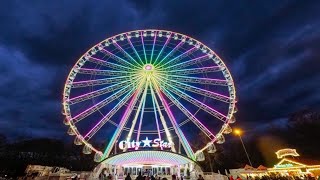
left=125, top=173, right=132, bottom=180
left=136, top=172, right=144, bottom=180
left=171, top=175, right=177, bottom=180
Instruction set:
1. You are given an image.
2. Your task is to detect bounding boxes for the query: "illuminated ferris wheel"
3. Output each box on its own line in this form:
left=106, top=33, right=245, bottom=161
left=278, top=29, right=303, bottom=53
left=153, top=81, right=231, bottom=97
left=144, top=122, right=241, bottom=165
left=62, top=29, right=237, bottom=163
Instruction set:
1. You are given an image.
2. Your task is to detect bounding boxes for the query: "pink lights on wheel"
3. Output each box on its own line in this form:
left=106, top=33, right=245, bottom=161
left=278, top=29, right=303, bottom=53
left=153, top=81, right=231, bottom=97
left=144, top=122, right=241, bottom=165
left=144, top=64, right=153, bottom=70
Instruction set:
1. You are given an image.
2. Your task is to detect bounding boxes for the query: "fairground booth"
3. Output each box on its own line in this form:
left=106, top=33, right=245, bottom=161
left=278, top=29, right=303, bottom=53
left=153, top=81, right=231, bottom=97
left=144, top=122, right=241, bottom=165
left=230, top=148, right=320, bottom=178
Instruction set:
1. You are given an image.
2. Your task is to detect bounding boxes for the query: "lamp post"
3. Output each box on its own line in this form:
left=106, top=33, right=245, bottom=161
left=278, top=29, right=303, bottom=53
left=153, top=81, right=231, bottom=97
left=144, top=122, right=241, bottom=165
left=234, top=129, right=253, bottom=167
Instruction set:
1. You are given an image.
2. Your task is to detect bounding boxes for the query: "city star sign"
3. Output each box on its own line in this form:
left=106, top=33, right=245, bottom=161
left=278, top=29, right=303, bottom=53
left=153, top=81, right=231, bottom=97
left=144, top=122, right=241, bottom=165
left=118, top=137, right=172, bottom=150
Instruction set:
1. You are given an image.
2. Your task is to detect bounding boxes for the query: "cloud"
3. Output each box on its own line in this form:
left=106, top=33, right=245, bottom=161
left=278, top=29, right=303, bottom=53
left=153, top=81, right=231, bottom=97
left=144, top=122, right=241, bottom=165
left=0, top=1, right=140, bottom=65
left=0, top=0, right=320, bottom=142
left=0, top=45, right=64, bottom=140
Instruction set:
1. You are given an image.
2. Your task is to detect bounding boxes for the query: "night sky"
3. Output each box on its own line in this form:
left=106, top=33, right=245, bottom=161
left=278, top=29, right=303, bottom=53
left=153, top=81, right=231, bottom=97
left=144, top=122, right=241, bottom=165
left=1, top=0, right=320, bottom=144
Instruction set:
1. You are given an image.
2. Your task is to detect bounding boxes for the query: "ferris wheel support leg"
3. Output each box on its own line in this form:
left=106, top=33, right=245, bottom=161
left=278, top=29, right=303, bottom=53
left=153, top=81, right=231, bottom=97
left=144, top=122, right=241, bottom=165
left=102, top=81, right=145, bottom=159
left=136, top=92, right=147, bottom=142
left=150, top=82, right=162, bottom=143
left=135, top=82, right=148, bottom=143
left=151, top=80, right=195, bottom=160
left=125, top=82, right=148, bottom=151
left=150, top=83, right=175, bottom=152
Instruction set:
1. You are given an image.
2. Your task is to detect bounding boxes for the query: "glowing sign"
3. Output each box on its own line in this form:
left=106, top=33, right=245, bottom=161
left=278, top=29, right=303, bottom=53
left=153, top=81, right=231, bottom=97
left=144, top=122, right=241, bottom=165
left=274, top=163, right=294, bottom=168
left=119, top=137, right=172, bottom=150
left=275, top=148, right=300, bottom=159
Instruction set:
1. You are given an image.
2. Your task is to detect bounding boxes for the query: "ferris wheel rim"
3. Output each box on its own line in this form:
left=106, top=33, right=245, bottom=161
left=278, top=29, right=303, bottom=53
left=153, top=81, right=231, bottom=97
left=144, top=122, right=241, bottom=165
left=62, top=29, right=237, bottom=161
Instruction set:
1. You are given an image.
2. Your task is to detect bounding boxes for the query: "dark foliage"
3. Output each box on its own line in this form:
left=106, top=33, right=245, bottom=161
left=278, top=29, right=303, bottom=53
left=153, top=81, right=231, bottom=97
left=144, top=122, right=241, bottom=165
left=0, top=138, right=97, bottom=178
left=0, top=109, right=320, bottom=177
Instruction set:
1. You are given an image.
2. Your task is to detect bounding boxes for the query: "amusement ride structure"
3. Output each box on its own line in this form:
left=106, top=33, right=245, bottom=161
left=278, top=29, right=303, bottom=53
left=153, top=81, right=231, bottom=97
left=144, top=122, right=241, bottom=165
left=62, top=29, right=237, bottom=178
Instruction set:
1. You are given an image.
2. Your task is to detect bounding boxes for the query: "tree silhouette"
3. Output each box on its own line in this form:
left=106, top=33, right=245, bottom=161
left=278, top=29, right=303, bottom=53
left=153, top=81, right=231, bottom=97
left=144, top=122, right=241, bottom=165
left=1, top=108, right=320, bottom=178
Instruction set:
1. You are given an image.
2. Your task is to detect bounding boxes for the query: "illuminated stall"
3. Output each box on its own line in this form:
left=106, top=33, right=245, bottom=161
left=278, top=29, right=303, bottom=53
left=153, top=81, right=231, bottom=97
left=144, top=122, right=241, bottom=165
left=270, top=156, right=320, bottom=176
left=92, top=138, right=202, bottom=179
left=230, top=148, right=320, bottom=178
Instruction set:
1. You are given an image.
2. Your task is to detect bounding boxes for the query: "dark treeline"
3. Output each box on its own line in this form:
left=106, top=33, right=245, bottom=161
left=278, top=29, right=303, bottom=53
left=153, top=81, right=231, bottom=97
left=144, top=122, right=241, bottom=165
left=0, top=138, right=97, bottom=177
left=0, top=108, right=320, bottom=178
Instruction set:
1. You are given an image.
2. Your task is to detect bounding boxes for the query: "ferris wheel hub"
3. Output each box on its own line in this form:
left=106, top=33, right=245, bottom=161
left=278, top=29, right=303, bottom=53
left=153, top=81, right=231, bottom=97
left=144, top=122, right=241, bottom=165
left=144, top=64, right=153, bottom=71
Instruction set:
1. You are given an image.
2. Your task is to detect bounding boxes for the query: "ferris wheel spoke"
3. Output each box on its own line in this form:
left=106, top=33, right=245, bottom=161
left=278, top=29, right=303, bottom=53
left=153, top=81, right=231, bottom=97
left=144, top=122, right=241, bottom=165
left=164, top=54, right=212, bottom=70
left=150, top=31, right=157, bottom=64
left=100, top=48, right=139, bottom=69
left=159, top=66, right=222, bottom=76
left=150, top=82, right=162, bottom=142
left=149, top=81, right=176, bottom=152
left=102, top=80, right=146, bottom=158
left=159, top=80, right=227, bottom=122
left=112, top=41, right=142, bottom=67
left=164, top=75, right=229, bottom=86
left=158, top=47, right=197, bottom=68
left=77, top=68, right=131, bottom=77
left=140, top=32, right=147, bottom=63
left=125, top=81, right=148, bottom=151
left=151, top=79, right=195, bottom=160
left=84, top=84, right=142, bottom=140
left=156, top=40, right=184, bottom=66
left=156, top=76, right=231, bottom=103
left=126, top=34, right=144, bottom=65
left=70, top=76, right=137, bottom=88
left=153, top=32, right=172, bottom=65
left=160, top=88, right=216, bottom=140
left=87, top=56, right=133, bottom=71
left=135, top=82, right=148, bottom=142
left=68, top=77, right=141, bottom=105
left=71, top=84, right=137, bottom=124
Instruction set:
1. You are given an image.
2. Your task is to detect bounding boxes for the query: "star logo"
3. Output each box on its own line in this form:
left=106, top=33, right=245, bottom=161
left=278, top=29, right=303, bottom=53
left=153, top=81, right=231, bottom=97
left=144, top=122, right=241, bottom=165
left=142, top=137, right=152, bottom=147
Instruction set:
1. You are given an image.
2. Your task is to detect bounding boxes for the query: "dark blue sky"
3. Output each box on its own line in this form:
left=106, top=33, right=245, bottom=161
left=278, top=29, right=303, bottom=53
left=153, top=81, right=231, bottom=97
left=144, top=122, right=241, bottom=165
left=0, top=0, right=320, bottom=141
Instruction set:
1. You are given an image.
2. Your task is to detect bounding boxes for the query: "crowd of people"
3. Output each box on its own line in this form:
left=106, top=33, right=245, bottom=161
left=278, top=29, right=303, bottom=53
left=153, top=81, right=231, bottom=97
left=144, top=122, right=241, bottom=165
left=229, top=174, right=320, bottom=180
left=103, top=172, right=320, bottom=180
left=103, top=172, right=205, bottom=180
left=103, top=171, right=315, bottom=180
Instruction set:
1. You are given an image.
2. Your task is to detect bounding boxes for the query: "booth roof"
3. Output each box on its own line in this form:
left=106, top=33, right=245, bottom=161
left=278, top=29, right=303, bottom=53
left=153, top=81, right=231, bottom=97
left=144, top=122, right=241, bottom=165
left=100, top=150, right=197, bottom=166
left=284, top=157, right=320, bottom=166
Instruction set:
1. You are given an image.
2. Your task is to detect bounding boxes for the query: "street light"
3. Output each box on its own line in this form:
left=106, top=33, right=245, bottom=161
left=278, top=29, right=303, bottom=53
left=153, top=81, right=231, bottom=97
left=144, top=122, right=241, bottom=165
left=234, top=128, right=253, bottom=167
